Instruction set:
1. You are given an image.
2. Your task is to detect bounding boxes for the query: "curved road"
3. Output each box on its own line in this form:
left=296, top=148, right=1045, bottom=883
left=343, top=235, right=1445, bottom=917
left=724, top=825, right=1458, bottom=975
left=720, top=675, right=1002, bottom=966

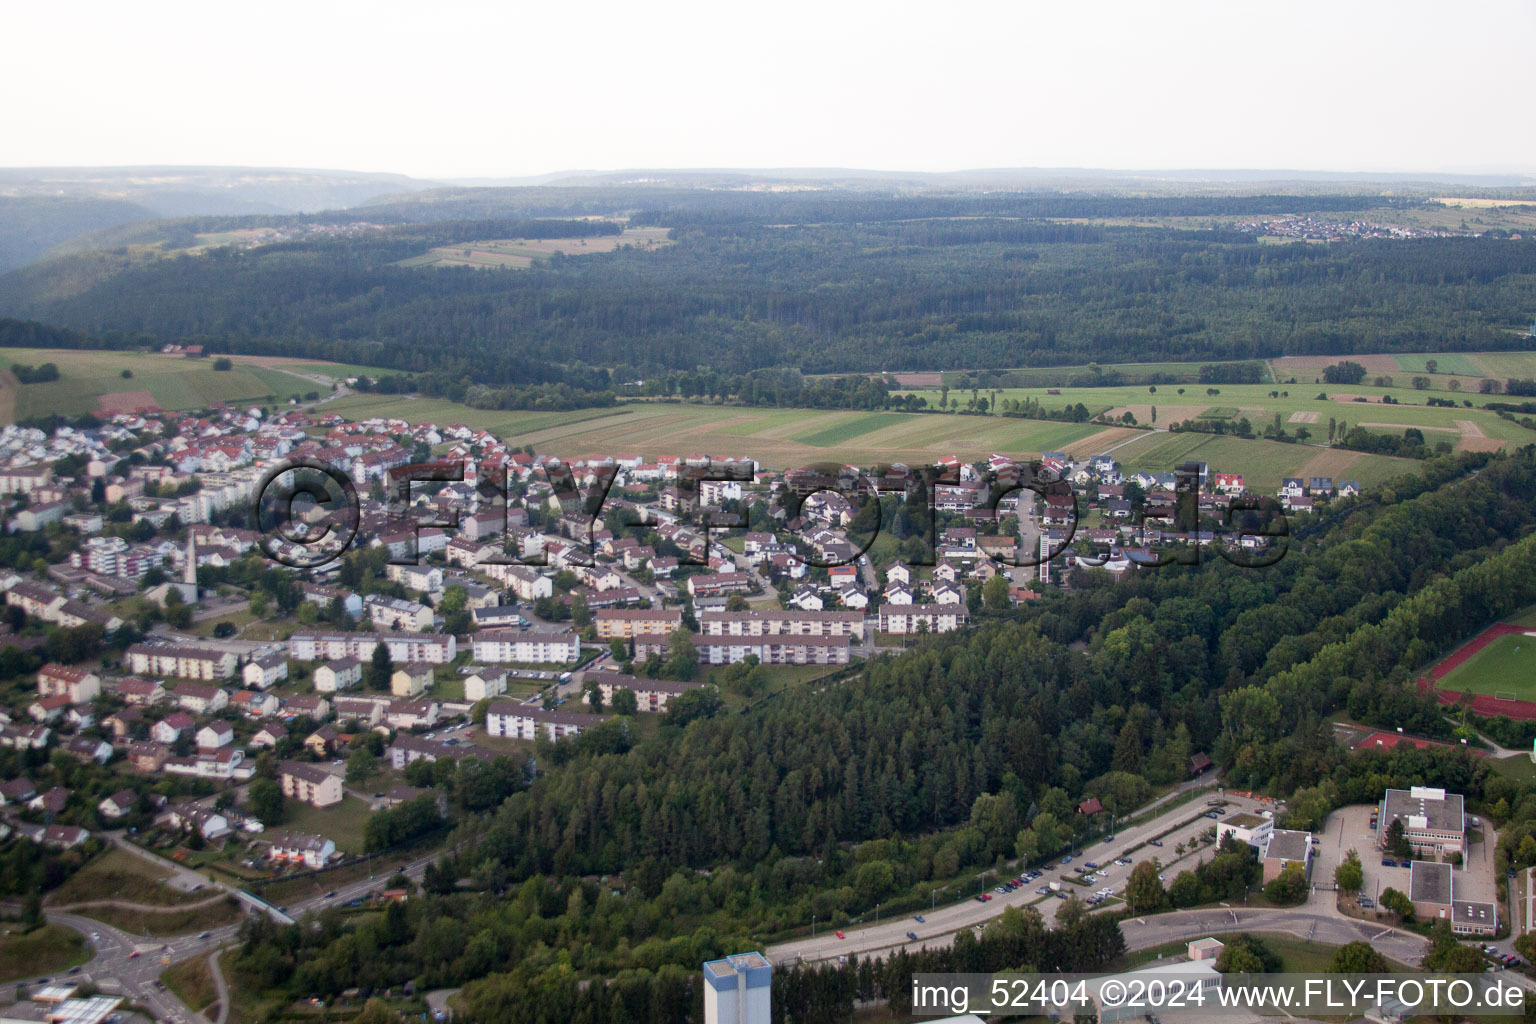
left=5, top=847, right=448, bottom=1021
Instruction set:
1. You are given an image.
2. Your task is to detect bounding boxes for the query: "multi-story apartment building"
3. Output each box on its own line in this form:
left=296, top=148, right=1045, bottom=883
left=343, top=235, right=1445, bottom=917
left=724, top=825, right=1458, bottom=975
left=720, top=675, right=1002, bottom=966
left=484, top=703, right=606, bottom=741
left=287, top=631, right=456, bottom=664
left=700, top=609, right=866, bottom=641
left=470, top=629, right=580, bottom=664
left=595, top=607, right=683, bottom=639
left=279, top=760, right=343, bottom=807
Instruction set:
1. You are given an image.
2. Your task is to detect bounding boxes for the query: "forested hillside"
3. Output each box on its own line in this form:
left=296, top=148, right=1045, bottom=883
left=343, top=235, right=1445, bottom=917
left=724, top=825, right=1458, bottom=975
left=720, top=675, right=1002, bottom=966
left=3, top=190, right=1534, bottom=399
left=223, top=446, right=1536, bottom=1022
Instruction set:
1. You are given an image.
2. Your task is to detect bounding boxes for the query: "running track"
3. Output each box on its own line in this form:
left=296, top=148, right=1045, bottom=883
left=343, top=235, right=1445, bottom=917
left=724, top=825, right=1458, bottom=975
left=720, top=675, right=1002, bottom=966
left=1419, top=623, right=1536, bottom=721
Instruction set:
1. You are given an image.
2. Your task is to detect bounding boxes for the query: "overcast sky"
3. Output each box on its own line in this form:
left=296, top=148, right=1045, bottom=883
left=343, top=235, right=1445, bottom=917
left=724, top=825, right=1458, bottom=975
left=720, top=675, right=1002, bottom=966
left=4, top=0, right=1532, bottom=180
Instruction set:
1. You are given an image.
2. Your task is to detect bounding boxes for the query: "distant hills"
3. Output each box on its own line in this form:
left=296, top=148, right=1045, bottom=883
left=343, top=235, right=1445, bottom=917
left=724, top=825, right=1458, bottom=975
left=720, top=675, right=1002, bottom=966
left=0, top=166, right=440, bottom=273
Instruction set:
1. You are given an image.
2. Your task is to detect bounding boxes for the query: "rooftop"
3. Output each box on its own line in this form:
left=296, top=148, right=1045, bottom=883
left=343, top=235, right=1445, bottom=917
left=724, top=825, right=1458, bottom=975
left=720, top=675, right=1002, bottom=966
left=1221, top=812, right=1267, bottom=829
left=703, top=951, right=771, bottom=979
left=1264, top=829, right=1311, bottom=863
left=1409, top=860, right=1452, bottom=905
left=1383, top=787, right=1465, bottom=834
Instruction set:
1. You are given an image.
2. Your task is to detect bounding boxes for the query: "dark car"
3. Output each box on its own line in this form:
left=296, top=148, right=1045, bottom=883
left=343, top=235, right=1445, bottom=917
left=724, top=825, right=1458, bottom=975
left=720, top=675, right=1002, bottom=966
left=1148, top=839, right=1163, bottom=847
left=914, top=915, right=925, bottom=923
left=325, top=890, right=338, bottom=898
left=906, top=931, right=918, bottom=941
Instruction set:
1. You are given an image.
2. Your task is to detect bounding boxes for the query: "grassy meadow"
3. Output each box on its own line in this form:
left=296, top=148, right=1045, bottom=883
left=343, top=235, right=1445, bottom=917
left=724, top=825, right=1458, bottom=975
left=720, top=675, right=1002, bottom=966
left=0, top=347, right=321, bottom=421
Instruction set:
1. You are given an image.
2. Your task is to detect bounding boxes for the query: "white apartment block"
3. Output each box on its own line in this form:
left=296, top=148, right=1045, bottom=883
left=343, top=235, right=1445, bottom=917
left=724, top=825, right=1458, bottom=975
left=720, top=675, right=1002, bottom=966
left=484, top=702, right=606, bottom=741
left=287, top=631, right=456, bottom=664
left=700, top=609, right=866, bottom=641
left=470, top=629, right=580, bottom=664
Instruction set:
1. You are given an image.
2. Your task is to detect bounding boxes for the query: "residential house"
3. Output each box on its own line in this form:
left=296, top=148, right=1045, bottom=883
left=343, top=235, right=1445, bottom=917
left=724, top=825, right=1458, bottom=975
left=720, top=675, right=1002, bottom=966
left=279, top=761, right=343, bottom=808
left=390, top=663, right=435, bottom=697
left=242, top=653, right=289, bottom=690
left=36, top=664, right=101, bottom=703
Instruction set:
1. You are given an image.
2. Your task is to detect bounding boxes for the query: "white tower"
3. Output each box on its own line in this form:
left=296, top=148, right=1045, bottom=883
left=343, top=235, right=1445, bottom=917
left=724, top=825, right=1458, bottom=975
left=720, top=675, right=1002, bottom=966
left=183, top=533, right=198, bottom=589
left=703, top=952, right=771, bottom=1024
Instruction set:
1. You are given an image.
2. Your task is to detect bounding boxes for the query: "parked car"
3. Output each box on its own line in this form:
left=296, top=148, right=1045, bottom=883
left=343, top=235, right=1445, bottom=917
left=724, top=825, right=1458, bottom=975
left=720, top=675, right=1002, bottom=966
left=1103, top=834, right=1115, bottom=843
left=1382, top=859, right=1397, bottom=867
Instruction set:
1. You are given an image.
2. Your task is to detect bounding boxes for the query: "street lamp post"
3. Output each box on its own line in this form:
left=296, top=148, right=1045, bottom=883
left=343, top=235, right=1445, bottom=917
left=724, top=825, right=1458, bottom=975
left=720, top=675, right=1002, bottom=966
left=932, top=889, right=938, bottom=911
left=811, top=915, right=816, bottom=938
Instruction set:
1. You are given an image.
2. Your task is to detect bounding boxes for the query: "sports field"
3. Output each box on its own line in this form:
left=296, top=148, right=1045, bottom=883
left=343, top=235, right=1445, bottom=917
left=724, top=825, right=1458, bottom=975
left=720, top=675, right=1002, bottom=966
left=0, top=347, right=319, bottom=421
left=1437, top=631, right=1536, bottom=701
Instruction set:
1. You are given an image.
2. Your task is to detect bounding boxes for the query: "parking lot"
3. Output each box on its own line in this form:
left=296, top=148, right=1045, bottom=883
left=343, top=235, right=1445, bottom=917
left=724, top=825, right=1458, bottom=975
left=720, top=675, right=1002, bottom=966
left=1035, top=794, right=1273, bottom=922
left=1316, top=803, right=1498, bottom=910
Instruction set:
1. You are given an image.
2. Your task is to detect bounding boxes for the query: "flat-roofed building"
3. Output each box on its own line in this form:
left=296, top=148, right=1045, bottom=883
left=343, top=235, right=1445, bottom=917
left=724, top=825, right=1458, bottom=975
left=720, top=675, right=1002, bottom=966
left=1379, top=786, right=1465, bottom=858
left=1261, top=828, right=1313, bottom=882
left=703, top=951, right=772, bottom=1024
left=1409, top=860, right=1453, bottom=921
left=1217, top=811, right=1274, bottom=850
left=1407, top=858, right=1496, bottom=935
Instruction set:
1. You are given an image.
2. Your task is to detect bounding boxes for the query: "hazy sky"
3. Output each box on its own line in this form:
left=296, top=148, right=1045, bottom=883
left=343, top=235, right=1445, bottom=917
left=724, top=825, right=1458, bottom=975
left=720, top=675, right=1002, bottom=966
left=4, top=0, right=1533, bottom=179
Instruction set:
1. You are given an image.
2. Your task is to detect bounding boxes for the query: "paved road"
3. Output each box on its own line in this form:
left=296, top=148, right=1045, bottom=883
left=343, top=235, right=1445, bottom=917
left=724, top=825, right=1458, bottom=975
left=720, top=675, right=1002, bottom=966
left=1121, top=906, right=1427, bottom=966
left=767, top=782, right=1241, bottom=965
left=7, top=848, right=449, bottom=1021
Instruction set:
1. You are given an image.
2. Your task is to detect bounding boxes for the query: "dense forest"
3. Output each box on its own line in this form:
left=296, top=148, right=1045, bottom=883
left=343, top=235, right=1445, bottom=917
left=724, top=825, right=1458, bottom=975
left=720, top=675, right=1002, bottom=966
left=2, top=190, right=1534, bottom=408
left=215, top=446, right=1536, bottom=1022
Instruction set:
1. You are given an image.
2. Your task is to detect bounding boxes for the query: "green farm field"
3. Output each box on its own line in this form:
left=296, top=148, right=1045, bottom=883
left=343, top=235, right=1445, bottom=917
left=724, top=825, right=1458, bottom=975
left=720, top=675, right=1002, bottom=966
left=896, top=378, right=1531, bottom=452
left=1099, top=429, right=1418, bottom=492
left=0, top=347, right=321, bottom=421
left=319, top=393, right=1116, bottom=468
left=1438, top=632, right=1536, bottom=700
left=319, top=388, right=1424, bottom=490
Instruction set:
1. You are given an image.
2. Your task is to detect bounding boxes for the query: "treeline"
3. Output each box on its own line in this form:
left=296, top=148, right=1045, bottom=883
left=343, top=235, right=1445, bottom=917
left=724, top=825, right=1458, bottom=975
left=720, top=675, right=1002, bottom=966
left=9, top=360, right=59, bottom=383
left=1336, top=425, right=1450, bottom=459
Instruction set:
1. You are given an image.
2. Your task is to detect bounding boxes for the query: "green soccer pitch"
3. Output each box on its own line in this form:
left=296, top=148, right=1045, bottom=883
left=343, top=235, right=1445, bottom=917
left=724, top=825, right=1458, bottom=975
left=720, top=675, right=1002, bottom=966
left=1439, top=632, right=1536, bottom=700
